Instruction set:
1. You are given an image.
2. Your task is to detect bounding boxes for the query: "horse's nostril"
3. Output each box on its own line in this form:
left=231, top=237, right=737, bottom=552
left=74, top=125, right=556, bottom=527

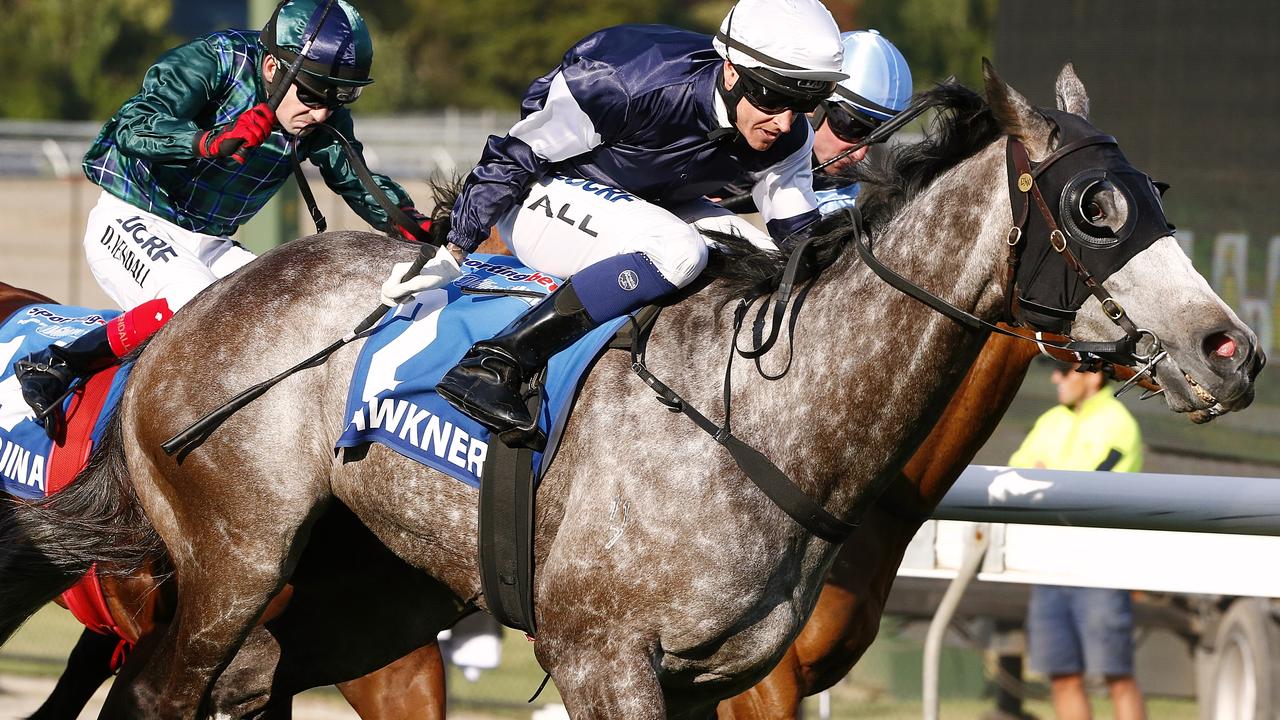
left=1205, top=332, right=1236, bottom=360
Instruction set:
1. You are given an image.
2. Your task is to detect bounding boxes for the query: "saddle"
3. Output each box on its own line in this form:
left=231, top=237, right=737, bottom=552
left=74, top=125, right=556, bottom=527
left=0, top=304, right=132, bottom=657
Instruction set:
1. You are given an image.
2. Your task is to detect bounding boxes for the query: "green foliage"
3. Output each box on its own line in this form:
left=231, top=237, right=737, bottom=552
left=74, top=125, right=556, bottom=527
left=858, top=0, right=999, bottom=89
left=357, top=0, right=706, bottom=112
left=0, top=0, right=178, bottom=120
left=0, top=0, right=999, bottom=118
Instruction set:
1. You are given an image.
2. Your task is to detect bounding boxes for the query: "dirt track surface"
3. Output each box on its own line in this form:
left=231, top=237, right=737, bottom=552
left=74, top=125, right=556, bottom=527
left=0, top=673, right=365, bottom=719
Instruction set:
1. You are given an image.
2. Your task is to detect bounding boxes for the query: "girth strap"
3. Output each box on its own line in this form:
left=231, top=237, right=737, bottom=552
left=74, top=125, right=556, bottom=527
left=478, top=387, right=540, bottom=635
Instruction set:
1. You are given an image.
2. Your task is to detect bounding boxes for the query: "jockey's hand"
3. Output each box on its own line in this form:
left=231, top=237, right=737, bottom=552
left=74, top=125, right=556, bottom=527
left=194, top=103, right=276, bottom=163
left=380, top=245, right=463, bottom=306
left=396, top=206, right=435, bottom=242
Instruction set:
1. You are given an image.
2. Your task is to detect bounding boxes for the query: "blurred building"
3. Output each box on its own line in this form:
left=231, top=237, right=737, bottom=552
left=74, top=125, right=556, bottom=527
left=995, top=1, right=1280, bottom=361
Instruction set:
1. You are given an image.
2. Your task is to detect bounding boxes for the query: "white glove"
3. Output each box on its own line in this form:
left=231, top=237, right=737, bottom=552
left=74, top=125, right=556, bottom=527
left=380, top=246, right=463, bottom=306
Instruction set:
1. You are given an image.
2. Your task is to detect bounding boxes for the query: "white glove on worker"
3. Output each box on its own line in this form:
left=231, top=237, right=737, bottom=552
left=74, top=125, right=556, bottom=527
left=380, top=245, right=463, bottom=306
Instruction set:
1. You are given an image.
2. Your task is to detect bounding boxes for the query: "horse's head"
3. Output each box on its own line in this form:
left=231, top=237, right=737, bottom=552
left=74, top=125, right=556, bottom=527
left=984, top=61, right=1263, bottom=422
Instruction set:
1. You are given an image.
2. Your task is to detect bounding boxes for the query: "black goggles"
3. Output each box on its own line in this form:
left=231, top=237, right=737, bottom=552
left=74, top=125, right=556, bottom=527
left=736, top=67, right=834, bottom=115
left=821, top=101, right=882, bottom=143
left=294, top=77, right=362, bottom=110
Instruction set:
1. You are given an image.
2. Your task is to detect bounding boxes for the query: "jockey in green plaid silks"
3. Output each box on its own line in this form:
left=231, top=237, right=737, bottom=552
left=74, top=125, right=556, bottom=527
left=17, top=0, right=435, bottom=438
left=82, top=18, right=412, bottom=240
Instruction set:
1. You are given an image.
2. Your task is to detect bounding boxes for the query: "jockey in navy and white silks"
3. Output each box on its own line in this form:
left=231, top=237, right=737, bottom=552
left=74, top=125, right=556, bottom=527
left=385, top=0, right=848, bottom=449
left=810, top=30, right=913, bottom=214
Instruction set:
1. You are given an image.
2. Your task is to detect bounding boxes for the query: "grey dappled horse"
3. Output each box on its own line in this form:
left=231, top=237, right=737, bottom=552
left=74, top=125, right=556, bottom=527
left=8, top=64, right=1261, bottom=718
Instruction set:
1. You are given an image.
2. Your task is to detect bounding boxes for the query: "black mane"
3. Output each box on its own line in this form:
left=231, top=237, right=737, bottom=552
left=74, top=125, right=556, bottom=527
left=704, top=82, right=1003, bottom=301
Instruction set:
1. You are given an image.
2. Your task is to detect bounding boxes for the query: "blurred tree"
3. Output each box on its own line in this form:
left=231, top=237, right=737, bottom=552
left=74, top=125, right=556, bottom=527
left=858, top=0, right=999, bottom=88
left=0, top=0, right=177, bottom=120
left=357, top=0, right=713, bottom=112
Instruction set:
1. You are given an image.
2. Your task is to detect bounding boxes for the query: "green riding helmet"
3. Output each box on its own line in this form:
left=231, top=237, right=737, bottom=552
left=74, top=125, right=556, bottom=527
left=260, top=0, right=374, bottom=103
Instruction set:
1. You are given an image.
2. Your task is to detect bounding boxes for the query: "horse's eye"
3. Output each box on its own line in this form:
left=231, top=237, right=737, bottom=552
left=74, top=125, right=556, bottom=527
left=1078, top=181, right=1126, bottom=231
left=1084, top=200, right=1105, bottom=222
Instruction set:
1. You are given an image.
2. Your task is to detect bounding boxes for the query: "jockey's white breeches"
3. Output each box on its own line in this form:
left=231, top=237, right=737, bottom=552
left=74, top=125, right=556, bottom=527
left=495, top=175, right=776, bottom=287
left=83, top=191, right=257, bottom=311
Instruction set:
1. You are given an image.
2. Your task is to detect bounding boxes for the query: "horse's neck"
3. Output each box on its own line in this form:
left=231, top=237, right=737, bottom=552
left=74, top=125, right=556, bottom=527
left=675, top=141, right=1013, bottom=529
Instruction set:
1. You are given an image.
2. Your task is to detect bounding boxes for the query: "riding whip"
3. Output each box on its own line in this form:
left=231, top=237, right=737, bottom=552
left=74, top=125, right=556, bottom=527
left=162, top=129, right=443, bottom=459
left=811, top=77, right=954, bottom=173
left=161, top=236, right=441, bottom=460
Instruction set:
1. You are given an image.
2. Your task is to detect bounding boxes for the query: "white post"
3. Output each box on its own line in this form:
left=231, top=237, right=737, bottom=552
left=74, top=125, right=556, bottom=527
left=923, top=522, right=990, bottom=720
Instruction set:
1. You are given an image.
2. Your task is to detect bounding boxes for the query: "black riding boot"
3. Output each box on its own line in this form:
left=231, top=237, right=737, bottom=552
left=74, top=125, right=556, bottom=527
left=14, top=324, right=116, bottom=440
left=436, top=280, right=599, bottom=450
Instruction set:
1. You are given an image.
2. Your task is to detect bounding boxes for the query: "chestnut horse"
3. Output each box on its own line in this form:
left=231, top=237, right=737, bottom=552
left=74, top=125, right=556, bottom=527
left=0, top=65, right=1262, bottom=718
left=0, top=281, right=447, bottom=720
left=718, top=329, right=1038, bottom=717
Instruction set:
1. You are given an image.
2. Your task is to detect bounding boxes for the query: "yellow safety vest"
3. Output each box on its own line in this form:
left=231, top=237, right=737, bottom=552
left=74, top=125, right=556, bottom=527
left=1008, top=391, right=1143, bottom=473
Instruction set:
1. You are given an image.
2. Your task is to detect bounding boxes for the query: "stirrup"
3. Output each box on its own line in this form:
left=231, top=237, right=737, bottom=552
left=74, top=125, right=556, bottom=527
left=36, top=381, right=82, bottom=422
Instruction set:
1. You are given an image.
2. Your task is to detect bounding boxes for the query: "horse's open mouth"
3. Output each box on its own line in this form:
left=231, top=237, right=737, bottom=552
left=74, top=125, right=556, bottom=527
left=1146, top=360, right=1232, bottom=424
left=1182, top=371, right=1229, bottom=424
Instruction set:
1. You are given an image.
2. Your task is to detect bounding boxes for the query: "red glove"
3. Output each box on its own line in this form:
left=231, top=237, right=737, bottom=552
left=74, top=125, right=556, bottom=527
left=194, top=103, right=276, bottom=163
left=397, top=206, right=434, bottom=242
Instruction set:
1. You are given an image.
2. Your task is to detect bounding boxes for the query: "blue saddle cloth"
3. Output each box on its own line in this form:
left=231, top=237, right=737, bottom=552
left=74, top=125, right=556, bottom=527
left=337, top=255, right=629, bottom=488
left=0, top=304, right=130, bottom=500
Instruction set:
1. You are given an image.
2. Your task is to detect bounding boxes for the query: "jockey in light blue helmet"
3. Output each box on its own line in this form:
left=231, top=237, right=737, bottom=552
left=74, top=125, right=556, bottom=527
left=811, top=30, right=913, bottom=213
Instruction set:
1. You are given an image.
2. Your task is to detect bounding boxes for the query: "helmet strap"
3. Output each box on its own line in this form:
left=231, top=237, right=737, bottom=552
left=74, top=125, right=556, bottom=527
left=810, top=103, right=827, bottom=131
left=713, top=65, right=745, bottom=140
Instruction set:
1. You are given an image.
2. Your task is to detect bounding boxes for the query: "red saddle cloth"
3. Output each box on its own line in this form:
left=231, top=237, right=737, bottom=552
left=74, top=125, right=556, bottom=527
left=45, top=367, right=129, bottom=665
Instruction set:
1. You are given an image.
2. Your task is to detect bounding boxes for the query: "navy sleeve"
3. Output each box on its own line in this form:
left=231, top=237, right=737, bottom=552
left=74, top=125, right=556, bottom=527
left=447, top=40, right=631, bottom=252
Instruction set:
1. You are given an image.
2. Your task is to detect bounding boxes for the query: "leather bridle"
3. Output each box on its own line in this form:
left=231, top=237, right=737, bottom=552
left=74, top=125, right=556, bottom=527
left=1003, top=134, right=1167, bottom=390
left=851, top=129, right=1172, bottom=396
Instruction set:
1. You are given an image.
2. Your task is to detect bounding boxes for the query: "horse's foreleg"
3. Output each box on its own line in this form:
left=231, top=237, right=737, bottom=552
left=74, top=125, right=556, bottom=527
left=713, top=646, right=805, bottom=720
left=537, top=640, right=667, bottom=720
left=715, top=508, right=916, bottom=720
left=336, top=643, right=447, bottom=720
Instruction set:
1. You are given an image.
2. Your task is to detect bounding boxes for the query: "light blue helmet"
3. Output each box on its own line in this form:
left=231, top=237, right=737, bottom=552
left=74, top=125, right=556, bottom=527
left=829, top=30, right=912, bottom=122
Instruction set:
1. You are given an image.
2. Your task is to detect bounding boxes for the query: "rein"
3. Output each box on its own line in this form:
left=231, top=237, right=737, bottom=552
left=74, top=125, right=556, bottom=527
left=287, top=123, right=435, bottom=244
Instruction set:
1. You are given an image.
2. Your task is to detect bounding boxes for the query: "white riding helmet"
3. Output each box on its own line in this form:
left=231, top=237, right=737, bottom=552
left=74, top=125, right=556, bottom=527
left=829, top=30, right=913, bottom=121
left=713, top=0, right=849, bottom=87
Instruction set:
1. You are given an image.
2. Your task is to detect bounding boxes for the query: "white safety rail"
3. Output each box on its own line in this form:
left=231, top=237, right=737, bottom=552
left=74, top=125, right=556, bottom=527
left=902, top=465, right=1280, bottom=597
left=904, top=465, right=1280, bottom=720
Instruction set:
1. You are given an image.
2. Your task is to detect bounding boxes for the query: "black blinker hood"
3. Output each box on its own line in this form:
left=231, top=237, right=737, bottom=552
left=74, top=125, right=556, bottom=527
left=1010, top=108, right=1175, bottom=333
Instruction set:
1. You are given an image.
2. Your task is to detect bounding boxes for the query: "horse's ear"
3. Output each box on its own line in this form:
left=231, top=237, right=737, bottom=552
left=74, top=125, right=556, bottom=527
left=982, top=58, right=1053, bottom=158
left=1054, top=63, right=1090, bottom=118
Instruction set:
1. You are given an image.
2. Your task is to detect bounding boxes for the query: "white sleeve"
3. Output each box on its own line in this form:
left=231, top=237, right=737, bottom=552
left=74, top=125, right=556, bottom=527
left=750, top=126, right=820, bottom=226
left=507, top=72, right=605, bottom=162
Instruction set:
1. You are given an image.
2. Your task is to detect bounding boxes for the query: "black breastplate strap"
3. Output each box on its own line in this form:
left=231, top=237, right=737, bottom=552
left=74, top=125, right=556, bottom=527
left=628, top=341, right=857, bottom=544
